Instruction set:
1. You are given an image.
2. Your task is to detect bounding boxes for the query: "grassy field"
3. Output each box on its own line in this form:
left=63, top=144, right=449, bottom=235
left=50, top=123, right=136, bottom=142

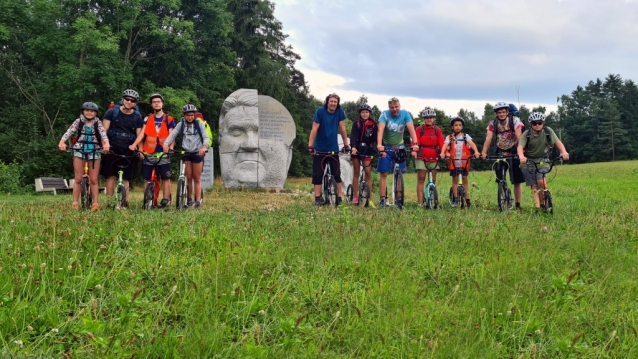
left=1, top=161, right=638, bottom=358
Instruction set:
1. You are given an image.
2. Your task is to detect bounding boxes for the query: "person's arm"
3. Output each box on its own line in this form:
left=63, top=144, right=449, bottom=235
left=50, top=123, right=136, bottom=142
left=349, top=122, right=358, bottom=155
left=517, top=144, right=526, bottom=164
left=468, top=139, right=480, bottom=158
left=130, top=128, right=145, bottom=151
left=405, top=122, right=419, bottom=153
left=376, top=122, right=386, bottom=157
left=59, top=119, right=80, bottom=151
left=481, top=130, right=493, bottom=160
left=102, top=109, right=112, bottom=132
left=339, top=120, right=349, bottom=150
left=199, top=121, right=208, bottom=156
left=554, top=140, right=569, bottom=161
left=97, top=120, right=110, bottom=153
left=135, top=127, right=144, bottom=159
left=308, top=122, right=320, bottom=154
left=163, top=122, right=180, bottom=153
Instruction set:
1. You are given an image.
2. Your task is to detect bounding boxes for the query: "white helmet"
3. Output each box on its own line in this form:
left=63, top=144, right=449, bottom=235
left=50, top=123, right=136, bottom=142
left=420, top=107, right=436, bottom=118
left=528, top=112, right=546, bottom=123
left=493, top=102, right=509, bottom=112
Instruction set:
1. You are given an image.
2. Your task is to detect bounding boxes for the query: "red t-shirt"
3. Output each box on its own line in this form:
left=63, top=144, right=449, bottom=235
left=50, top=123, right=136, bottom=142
left=416, top=125, right=444, bottom=162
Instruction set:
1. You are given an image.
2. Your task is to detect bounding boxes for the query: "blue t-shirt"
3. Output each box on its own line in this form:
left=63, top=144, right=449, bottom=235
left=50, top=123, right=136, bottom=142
left=379, top=109, right=413, bottom=145
left=312, top=107, right=346, bottom=152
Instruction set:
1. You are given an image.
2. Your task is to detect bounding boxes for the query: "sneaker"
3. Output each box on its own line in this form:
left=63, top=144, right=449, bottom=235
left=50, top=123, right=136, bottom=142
left=91, top=203, right=99, bottom=211
left=186, top=198, right=194, bottom=207
left=353, top=197, right=359, bottom=205
left=466, top=201, right=472, bottom=209
left=159, top=198, right=170, bottom=208
left=71, top=203, right=80, bottom=210
left=336, top=197, right=342, bottom=206
left=194, top=201, right=202, bottom=208
left=315, top=196, right=325, bottom=206
left=379, top=197, right=386, bottom=208
left=451, top=197, right=458, bottom=207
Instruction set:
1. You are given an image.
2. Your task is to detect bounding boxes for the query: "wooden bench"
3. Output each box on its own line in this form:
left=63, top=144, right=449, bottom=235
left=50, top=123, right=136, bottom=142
left=35, top=177, right=73, bottom=195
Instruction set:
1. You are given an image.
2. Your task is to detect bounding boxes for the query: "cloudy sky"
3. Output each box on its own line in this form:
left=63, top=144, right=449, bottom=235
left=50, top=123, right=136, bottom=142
left=270, top=0, right=638, bottom=116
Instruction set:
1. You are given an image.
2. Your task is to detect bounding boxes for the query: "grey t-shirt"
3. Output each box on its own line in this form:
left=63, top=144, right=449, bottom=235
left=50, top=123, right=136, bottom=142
left=164, top=119, right=209, bottom=152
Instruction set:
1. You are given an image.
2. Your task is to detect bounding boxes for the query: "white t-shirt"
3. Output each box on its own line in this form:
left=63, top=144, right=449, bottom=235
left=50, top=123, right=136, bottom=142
left=444, top=133, right=473, bottom=168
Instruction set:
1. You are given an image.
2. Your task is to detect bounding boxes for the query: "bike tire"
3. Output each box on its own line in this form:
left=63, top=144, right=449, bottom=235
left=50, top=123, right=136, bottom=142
left=360, top=182, right=370, bottom=208
left=327, top=176, right=338, bottom=207
left=176, top=178, right=186, bottom=210
left=458, top=185, right=466, bottom=209
left=544, top=190, right=553, bottom=215
left=506, top=187, right=514, bottom=210
left=498, top=183, right=507, bottom=212
left=81, top=178, right=91, bottom=210
left=394, top=171, right=404, bottom=209
left=346, top=184, right=353, bottom=204
left=143, top=183, right=155, bottom=210
left=448, top=187, right=455, bottom=207
left=115, top=184, right=126, bottom=210
left=427, top=185, right=438, bottom=209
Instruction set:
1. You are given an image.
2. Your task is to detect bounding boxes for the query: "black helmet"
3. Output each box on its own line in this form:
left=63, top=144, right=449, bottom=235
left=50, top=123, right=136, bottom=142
left=149, top=93, right=164, bottom=103
left=182, top=104, right=198, bottom=113
left=81, top=102, right=99, bottom=112
left=358, top=103, right=372, bottom=113
left=122, top=89, right=139, bottom=101
left=450, top=116, right=465, bottom=127
left=395, top=148, right=407, bottom=164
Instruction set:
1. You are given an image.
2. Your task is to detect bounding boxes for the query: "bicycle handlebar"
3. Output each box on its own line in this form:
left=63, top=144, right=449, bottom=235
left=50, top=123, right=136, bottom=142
left=65, top=148, right=103, bottom=154
left=485, top=154, right=519, bottom=160
left=525, top=156, right=563, bottom=175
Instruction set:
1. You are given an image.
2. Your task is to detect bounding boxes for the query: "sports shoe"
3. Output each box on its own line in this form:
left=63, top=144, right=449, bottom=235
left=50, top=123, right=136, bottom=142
left=314, top=196, right=325, bottom=206
left=466, top=201, right=472, bottom=209
left=336, top=197, right=343, bottom=206
left=71, top=203, right=80, bottom=210
left=194, top=201, right=202, bottom=208
left=451, top=197, right=458, bottom=207
left=159, top=198, right=170, bottom=208
left=353, top=197, right=359, bottom=205
left=186, top=198, right=194, bottom=207
left=91, top=203, right=99, bottom=211
left=379, top=197, right=386, bottom=208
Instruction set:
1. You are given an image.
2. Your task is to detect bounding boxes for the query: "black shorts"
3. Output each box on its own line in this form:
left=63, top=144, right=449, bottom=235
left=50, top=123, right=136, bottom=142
left=100, top=146, right=136, bottom=181
left=183, top=152, right=205, bottom=164
left=142, top=162, right=172, bottom=181
left=312, top=154, right=342, bottom=185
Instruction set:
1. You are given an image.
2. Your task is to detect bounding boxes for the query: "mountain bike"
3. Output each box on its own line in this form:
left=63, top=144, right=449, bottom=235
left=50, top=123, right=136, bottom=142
left=447, top=157, right=471, bottom=209
left=314, top=151, right=341, bottom=207
left=136, top=151, right=169, bottom=210
left=525, top=156, right=563, bottom=214
left=346, top=153, right=374, bottom=207
left=108, top=153, right=134, bottom=210
left=418, top=157, right=440, bottom=209
left=171, top=150, right=207, bottom=210
left=381, top=146, right=406, bottom=210
left=66, top=148, right=102, bottom=210
left=486, top=154, right=516, bottom=212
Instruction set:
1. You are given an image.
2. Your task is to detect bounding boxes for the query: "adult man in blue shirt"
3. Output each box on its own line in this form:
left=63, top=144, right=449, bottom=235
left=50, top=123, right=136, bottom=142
left=376, top=97, right=419, bottom=208
left=308, top=93, right=350, bottom=206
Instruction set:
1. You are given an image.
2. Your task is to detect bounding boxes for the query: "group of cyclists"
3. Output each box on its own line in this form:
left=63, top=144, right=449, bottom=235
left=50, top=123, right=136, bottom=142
left=59, top=89, right=210, bottom=211
left=309, top=95, right=570, bottom=209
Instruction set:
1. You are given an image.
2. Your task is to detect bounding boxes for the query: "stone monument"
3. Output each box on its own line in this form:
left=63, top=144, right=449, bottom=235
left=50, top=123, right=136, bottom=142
left=219, top=89, right=296, bottom=188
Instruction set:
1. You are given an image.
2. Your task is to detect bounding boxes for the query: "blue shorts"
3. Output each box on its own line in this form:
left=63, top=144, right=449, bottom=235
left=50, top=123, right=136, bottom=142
left=183, top=152, right=205, bottom=164
left=377, top=145, right=407, bottom=174
left=449, top=169, right=469, bottom=177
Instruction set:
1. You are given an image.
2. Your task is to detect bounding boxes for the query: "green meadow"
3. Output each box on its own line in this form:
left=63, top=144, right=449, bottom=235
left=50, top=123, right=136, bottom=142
left=1, top=161, right=638, bottom=358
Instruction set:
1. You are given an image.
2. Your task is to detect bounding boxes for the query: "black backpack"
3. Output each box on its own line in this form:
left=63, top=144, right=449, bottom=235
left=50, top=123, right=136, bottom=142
left=524, top=127, right=553, bottom=154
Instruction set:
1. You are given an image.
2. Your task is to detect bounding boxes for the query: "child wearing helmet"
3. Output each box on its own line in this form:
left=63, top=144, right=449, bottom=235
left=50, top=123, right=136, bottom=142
left=129, top=93, right=176, bottom=208
left=441, top=116, right=480, bottom=208
left=163, top=104, right=209, bottom=208
left=517, top=112, right=569, bottom=208
left=349, top=103, right=377, bottom=205
left=58, top=102, right=111, bottom=210
left=415, top=107, right=444, bottom=207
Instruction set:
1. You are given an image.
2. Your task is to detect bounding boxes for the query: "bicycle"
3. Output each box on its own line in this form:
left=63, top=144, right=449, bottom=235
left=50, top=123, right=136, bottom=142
left=418, top=157, right=440, bottom=209
left=136, top=151, right=170, bottom=210
left=446, top=157, right=471, bottom=209
left=107, top=153, right=135, bottom=210
left=171, top=150, right=207, bottom=210
left=380, top=146, right=407, bottom=210
left=66, top=148, right=102, bottom=210
left=524, top=156, right=563, bottom=214
left=314, top=151, right=341, bottom=207
left=346, top=153, right=374, bottom=207
left=486, top=154, right=517, bottom=212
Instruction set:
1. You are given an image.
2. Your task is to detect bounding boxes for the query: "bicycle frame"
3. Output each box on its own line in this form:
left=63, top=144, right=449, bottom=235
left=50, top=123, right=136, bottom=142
left=448, top=158, right=471, bottom=209
left=66, top=148, right=102, bottom=210
left=314, top=151, right=341, bottom=207
left=350, top=153, right=374, bottom=207
left=486, top=154, right=516, bottom=212
left=418, top=156, right=440, bottom=209
left=381, top=147, right=406, bottom=208
left=526, top=156, right=562, bottom=213
left=137, top=151, right=168, bottom=209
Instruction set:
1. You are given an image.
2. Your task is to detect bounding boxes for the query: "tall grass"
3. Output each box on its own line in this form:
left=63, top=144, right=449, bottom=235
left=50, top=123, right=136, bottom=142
left=1, top=161, right=637, bottom=358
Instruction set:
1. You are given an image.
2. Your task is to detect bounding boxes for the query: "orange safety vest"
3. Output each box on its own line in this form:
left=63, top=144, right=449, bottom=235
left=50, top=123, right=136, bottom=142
left=444, top=133, right=471, bottom=171
left=142, top=114, right=173, bottom=153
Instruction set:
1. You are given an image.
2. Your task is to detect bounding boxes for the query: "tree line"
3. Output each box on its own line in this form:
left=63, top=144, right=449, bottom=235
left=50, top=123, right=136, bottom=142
left=0, top=1, right=636, bottom=191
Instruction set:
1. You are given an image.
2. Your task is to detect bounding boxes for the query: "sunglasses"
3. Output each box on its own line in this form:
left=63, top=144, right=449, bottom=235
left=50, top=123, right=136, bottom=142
left=123, top=97, right=137, bottom=103
left=530, top=121, right=544, bottom=126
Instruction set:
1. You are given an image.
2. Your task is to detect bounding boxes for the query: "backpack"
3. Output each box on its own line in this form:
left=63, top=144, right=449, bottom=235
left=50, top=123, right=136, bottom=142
left=524, top=127, right=553, bottom=154
left=179, top=119, right=204, bottom=144
left=108, top=102, right=142, bottom=143
left=419, top=124, right=442, bottom=152
left=491, top=109, right=524, bottom=152
left=356, top=119, right=376, bottom=143
left=71, top=120, right=103, bottom=146
left=196, top=117, right=213, bottom=147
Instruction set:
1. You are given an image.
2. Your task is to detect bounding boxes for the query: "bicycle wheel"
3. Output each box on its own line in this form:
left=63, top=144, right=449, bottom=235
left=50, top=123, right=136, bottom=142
left=497, top=182, right=507, bottom=212
left=115, top=184, right=126, bottom=210
left=448, top=187, right=455, bottom=207
left=543, top=190, right=554, bottom=215
left=176, top=178, right=186, bottom=210
left=426, top=185, right=438, bottom=209
left=346, top=184, right=353, bottom=204
left=506, top=187, right=514, bottom=210
left=394, top=171, right=404, bottom=209
left=458, top=185, right=466, bottom=209
left=143, top=182, right=155, bottom=210
left=326, top=176, right=338, bottom=207
left=359, top=182, right=370, bottom=208
left=81, top=178, right=91, bottom=210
